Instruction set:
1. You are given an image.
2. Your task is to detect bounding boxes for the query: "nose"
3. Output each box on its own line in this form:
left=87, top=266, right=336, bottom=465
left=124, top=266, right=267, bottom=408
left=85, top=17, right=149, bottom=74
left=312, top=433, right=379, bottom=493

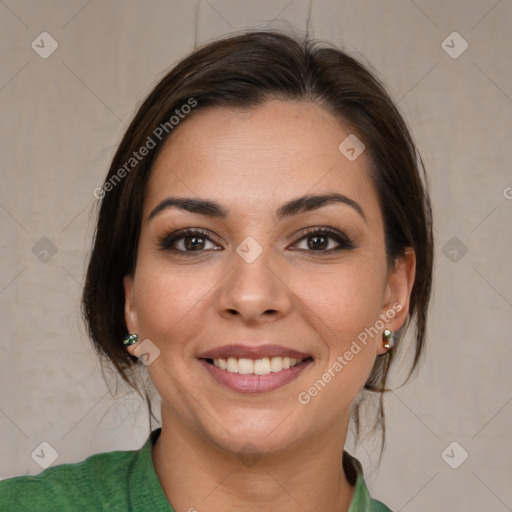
left=216, top=246, right=293, bottom=326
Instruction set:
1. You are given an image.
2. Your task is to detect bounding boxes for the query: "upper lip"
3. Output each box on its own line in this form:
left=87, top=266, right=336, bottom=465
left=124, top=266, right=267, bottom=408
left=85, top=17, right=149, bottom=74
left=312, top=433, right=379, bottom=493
left=197, top=344, right=312, bottom=360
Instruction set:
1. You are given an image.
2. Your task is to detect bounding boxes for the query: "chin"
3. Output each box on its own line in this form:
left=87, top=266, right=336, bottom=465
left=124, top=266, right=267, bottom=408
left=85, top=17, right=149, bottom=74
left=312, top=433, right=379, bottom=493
left=198, top=407, right=306, bottom=458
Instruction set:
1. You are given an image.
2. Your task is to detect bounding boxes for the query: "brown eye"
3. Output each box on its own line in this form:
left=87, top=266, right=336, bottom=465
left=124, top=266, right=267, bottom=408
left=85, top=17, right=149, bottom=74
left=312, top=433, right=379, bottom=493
left=158, top=229, right=222, bottom=253
left=292, top=227, right=355, bottom=252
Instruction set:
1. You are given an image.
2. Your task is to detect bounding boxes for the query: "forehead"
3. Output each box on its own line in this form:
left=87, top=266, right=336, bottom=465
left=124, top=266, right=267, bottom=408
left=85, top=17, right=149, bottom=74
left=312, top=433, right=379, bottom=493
left=144, top=100, right=378, bottom=221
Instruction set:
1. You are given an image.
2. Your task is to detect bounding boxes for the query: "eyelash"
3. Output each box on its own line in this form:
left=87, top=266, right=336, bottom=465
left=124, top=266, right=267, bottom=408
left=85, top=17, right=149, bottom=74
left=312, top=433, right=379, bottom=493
left=157, top=227, right=356, bottom=255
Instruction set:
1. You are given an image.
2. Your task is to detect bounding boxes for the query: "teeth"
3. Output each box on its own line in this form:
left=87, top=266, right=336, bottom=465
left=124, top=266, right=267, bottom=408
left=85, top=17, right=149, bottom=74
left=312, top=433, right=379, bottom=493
left=211, top=356, right=304, bottom=374
left=227, top=357, right=238, bottom=373
left=269, top=357, right=282, bottom=372
left=238, top=358, right=254, bottom=375
left=254, top=358, right=271, bottom=375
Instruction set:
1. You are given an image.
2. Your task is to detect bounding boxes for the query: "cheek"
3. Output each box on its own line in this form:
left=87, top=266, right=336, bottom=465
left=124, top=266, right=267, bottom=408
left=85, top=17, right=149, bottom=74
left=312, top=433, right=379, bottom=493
left=296, top=284, right=382, bottom=418
left=297, top=259, right=386, bottom=340
left=132, top=258, right=215, bottom=345
left=294, top=257, right=387, bottom=396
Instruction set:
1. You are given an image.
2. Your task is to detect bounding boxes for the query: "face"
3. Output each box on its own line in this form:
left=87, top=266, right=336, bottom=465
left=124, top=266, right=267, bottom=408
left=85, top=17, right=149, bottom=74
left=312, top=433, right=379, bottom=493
left=124, top=100, right=415, bottom=455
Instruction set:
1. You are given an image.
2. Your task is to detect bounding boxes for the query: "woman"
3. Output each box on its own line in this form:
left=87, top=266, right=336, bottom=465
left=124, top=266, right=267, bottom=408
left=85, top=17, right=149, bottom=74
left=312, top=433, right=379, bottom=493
left=0, top=29, right=433, bottom=511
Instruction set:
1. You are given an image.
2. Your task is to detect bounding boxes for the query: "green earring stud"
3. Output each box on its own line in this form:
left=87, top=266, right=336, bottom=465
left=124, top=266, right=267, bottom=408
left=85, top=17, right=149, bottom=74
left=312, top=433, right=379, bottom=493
left=123, top=334, right=139, bottom=346
left=383, top=329, right=394, bottom=350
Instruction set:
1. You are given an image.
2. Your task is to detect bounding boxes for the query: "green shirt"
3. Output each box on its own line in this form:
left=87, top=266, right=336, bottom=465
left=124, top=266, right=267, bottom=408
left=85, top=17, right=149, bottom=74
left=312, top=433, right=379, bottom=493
left=0, top=428, right=392, bottom=511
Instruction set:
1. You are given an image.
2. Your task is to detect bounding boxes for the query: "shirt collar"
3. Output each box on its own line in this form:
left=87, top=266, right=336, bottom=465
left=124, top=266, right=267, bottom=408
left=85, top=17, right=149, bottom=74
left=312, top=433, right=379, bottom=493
left=343, top=450, right=375, bottom=511
left=137, top=428, right=382, bottom=512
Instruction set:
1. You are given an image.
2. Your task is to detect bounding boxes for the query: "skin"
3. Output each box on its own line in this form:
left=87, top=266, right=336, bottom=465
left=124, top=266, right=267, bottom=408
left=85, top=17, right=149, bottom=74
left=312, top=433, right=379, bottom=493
left=123, top=99, right=416, bottom=512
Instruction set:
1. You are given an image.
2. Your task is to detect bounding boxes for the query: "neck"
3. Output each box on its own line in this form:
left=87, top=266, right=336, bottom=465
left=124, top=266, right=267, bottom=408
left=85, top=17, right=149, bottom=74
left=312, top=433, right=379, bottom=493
left=151, top=409, right=355, bottom=512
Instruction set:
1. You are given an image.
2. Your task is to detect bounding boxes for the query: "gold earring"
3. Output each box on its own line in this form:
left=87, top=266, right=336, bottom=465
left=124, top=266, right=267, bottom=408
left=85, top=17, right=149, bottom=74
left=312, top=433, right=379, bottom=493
left=383, top=329, right=394, bottom=350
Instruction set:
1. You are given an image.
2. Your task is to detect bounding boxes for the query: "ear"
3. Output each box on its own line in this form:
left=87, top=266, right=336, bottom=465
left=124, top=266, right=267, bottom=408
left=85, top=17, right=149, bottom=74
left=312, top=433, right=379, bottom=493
left=123, top=274, right=140, bottom=357
left=377, top=247, right=416, bottom=355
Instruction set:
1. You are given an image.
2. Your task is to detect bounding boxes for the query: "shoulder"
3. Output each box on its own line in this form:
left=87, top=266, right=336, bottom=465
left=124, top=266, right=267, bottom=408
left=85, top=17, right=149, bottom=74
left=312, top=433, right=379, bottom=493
left=0, top=446, right=138, bottom=512
left=368, top=497, right=394, bottom=511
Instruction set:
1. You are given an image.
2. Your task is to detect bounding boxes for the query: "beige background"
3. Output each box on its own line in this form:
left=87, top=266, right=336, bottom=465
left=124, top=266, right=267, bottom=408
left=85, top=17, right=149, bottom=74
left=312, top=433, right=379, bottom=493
left=1, top=1, right=511, bottom=510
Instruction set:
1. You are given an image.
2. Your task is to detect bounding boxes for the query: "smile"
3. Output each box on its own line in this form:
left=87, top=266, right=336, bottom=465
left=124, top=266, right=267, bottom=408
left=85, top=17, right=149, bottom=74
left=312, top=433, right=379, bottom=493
left=197, top=344, right=314, bottom=393
left=208, top=356, right=307, bottom=375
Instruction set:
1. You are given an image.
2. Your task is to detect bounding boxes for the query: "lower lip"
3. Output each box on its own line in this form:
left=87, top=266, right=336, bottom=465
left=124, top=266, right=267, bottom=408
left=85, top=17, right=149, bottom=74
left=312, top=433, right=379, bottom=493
left=199, top=359, right=313, bottom=394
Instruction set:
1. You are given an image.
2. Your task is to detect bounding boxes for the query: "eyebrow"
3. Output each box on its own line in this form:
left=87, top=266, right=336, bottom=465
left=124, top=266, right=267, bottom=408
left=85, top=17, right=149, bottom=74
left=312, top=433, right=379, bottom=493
left=148, top=192, right=367, bottom=224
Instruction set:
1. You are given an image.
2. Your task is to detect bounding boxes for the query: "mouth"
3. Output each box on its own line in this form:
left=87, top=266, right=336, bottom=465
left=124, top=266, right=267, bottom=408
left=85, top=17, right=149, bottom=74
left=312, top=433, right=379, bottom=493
left=197, top=344, right=314, bottom=394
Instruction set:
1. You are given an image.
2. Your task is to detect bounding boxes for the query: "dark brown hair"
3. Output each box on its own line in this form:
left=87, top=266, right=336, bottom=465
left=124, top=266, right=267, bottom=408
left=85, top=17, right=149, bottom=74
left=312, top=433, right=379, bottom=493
left=82, top=29, right=433, bottom=455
